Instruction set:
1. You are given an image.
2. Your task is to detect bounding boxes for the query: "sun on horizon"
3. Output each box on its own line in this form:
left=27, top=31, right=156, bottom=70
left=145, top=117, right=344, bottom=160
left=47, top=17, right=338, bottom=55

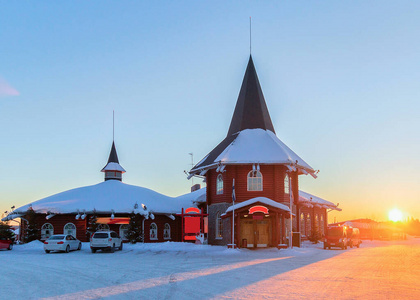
left=388, top=208, right=403, bottom=222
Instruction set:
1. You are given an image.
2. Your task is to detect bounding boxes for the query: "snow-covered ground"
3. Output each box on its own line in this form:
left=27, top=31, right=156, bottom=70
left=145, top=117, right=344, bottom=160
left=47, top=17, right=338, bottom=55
left=1, top=238, right=420, bottom=299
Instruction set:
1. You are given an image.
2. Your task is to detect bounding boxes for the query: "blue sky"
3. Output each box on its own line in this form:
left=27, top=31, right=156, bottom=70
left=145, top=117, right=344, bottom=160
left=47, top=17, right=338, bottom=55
left=1, top=1, right=419, bottom=222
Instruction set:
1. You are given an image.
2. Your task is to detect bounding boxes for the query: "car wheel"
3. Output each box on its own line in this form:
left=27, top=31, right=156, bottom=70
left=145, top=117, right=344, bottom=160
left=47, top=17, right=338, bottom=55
left=91, top=249, right=96, bottom=253
left=45, top=250, right=50, bottom=253
left=78, top=243, right=82, bottom=250
left=110, top=244, right=115, bottom=253
left=8, top=243, right=13, bottom=250
left=119, top=242, right=123, bottom=251
left=65, top=245, right=70, bottom=253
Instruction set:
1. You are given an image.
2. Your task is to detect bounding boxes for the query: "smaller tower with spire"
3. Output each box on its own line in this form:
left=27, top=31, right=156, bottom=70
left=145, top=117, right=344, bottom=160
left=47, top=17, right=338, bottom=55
left=101, top=141, right=126, bottom=181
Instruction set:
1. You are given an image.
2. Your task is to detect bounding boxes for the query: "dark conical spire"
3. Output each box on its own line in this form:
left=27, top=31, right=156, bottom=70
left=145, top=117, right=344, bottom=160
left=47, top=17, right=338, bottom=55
left=107, top=141, right=119, bottom=164
left=227, top=55, right=275, bottom=136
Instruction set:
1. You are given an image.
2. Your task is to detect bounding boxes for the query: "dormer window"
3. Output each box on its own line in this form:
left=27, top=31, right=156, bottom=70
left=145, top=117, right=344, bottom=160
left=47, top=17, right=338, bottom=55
left=247, top=170, right=263, bottom=191
left=216, top=174, right=224, bottom=195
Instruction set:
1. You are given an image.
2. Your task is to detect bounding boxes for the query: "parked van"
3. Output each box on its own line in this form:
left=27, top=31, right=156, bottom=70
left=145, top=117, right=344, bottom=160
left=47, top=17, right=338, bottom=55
left=347, top=227, right=361, bottom=248
left=324, top=225, right=348, bottom=250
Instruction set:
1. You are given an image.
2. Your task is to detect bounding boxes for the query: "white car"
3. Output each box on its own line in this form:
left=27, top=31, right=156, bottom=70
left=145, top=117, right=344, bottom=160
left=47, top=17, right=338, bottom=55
left=44, top=234, right=82, bottom=253
left=90, top=230, right=123, bottom=253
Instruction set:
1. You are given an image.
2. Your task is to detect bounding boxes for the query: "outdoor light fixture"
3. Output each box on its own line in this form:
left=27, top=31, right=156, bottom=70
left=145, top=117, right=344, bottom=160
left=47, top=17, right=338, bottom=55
left=81, top=211, right=86, bottom=220
left=111, top=210, right=115, bottom=220
left=150, top=213, right=155, bottom=220
left=141, top=204, right=147, bottom=211
left=46, top=214, right=56, bottom=220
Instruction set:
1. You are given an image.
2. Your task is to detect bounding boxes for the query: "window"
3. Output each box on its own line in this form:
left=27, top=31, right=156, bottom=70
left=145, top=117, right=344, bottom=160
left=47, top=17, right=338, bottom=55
left=120, top=224, right=129, bottom=240
left=216, top=174, right=224, bottom=195
left=320, top=215, right=325, bottom=234
left=64, top=223, right=76, bottom=238
left=215, top=212, right=223, bottom=239
left=150, top=223, right=158, bottom=240
left=163, top=223, right=171, bottom=240
left=247, top=170, right=263, bottom=191
left=98, top=224, right=110, bottom=231
left=306, top=214, right=311, bottom=236
left=300, top=214, right=305, bottom=235
left=41, top=223, right=54, bottom=240
left=284, top=174, right=289, bottom=194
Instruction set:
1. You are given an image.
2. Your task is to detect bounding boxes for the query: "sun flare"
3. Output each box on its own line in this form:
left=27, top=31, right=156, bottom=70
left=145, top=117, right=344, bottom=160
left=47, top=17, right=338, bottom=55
left=388, top=209, right=403, bottom=222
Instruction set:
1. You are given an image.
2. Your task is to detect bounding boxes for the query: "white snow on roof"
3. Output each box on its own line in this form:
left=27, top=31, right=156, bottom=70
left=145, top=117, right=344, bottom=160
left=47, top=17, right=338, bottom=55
left=225, top=197, right=291, bottom=214
left=214, top=129, right=314, bottom=173
left=101, top=162, right=126, bottom=172
left=9, top=180, right=201, bottom=217
left=299, top=190, right=341, bottom=210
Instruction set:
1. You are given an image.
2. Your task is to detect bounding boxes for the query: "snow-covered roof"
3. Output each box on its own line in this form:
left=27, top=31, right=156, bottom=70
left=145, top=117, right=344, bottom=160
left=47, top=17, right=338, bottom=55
left=218, top=129, right=314, bottom=170
left=299, top=190, right=341, bottom=211
left=101, top=162, right=126, bottom=172
left=4, top=181, right=202, bottom=219
left=225, top=197, right=291, bottom=214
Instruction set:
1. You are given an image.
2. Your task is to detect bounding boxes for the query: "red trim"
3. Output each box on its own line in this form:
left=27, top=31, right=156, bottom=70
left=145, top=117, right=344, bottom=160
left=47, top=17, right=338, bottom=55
left=249, top=205, right=269, bottom=215
left=185, top=207, right=200, bottom=214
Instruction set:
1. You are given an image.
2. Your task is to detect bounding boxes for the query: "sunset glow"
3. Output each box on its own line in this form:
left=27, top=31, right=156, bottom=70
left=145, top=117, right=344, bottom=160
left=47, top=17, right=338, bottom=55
left=388, top=209, right=403, bottom=222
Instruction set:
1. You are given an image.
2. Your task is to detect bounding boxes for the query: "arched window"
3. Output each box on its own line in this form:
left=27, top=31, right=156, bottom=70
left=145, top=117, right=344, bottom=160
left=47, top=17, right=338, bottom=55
left=315, top=214, right=319, bottom=234
left=150, top=223, right=158, bottom=240
left=64, top=223, right=76, bottom=238
left=119, top=224, right=129, bottom=240
left=306, top=214, right=311, bottom=236
left=247, top=170, right=263, bottom=191
left=300, top=213, right=305, bottom=235
left=98, top=224, right=110, bottom=231
left=284, top=174, right=290, bottom=194
left=163, top=223, right=171, bottom=240
left=215, top=212, right=223, bottom=239
left=216, top=174, right=224, bottom=195
left=41, top=223, right=54, bottom=240
left=320, top=215, right=325, bottom=234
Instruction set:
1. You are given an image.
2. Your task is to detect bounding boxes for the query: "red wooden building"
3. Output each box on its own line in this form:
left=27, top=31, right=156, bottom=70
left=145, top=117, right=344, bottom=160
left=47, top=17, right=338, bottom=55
left=188, top=56, right=340, bottom=248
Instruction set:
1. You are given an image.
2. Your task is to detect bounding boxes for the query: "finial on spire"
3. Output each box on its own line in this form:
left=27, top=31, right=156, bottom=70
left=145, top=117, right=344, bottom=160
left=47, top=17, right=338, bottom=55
left=113, top=110, right=115, bottom=141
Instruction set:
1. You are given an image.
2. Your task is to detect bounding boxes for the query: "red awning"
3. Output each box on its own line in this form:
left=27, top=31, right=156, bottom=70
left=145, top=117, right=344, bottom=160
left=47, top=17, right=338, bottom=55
left=97, top=217, right=130, bottom=225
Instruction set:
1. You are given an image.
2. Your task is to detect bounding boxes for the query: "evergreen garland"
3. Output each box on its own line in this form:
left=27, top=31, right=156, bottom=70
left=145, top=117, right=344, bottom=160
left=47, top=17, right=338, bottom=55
left=86, top=211, right=99, bottom=238
left=0, top=222, right=15, bottom=241
left=126, top=212, right=143, bottom=244
left=24, top=208, right=40, bottom=243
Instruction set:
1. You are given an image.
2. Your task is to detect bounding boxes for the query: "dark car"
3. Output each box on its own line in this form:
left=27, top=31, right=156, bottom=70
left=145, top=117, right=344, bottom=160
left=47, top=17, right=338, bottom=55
left=0, top=239, right=14, bottom=250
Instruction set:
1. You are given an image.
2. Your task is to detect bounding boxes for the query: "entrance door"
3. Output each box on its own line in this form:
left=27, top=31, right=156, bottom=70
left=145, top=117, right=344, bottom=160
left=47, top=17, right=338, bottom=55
left=240, top=218, right=271, bottom=248
left=240, top=220, right=254, bottom=248
left=256, top=220, right=270, bottom=247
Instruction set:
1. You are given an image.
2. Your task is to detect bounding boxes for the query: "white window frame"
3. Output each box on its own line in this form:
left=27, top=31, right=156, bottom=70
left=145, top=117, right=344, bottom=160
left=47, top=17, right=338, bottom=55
left=284, top=174, right=289, bottom=194
left=150, top=223, right=158, bottom=240
left=216, top=174, right=224, bottom=195
left=163, top=223, right=171, bottom=240
left=119, top=224, right=129, bottom=240
left=64, top=223, right=76, bottom=238
left=215, top=212, right=223, bottom=239
left=247, top=170, right=263, bottom=191
left=41, top=223, right=54, bottom=240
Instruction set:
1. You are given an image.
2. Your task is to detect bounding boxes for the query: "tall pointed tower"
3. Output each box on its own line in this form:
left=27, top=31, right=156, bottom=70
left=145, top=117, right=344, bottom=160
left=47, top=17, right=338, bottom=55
left=189, top=56, right=316, bottom=248
left=101, top=141, right=126, bottom=181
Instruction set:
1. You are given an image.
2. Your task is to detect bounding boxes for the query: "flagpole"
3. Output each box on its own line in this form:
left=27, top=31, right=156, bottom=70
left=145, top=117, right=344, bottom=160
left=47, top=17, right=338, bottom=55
left=289, top=173, right=293, bottom=248
left=232, top=178, right=235, bottom=248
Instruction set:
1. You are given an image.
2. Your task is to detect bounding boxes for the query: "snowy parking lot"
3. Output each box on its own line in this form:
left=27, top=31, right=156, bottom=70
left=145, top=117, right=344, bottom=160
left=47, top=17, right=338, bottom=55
left=1, top=238, right=420, bottom=299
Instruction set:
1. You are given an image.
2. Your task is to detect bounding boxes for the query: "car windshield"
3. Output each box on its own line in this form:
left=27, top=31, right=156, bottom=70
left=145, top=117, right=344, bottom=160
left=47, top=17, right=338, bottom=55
left=49, top=236, right=65, bottom=240
left=93, top=233, right=109, bottom=238
left=327, top=228, right=343, bottom=237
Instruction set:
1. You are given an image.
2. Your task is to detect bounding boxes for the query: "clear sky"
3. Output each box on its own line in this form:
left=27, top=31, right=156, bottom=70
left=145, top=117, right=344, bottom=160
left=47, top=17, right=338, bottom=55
left=1, top=1, right=419, bottom=223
